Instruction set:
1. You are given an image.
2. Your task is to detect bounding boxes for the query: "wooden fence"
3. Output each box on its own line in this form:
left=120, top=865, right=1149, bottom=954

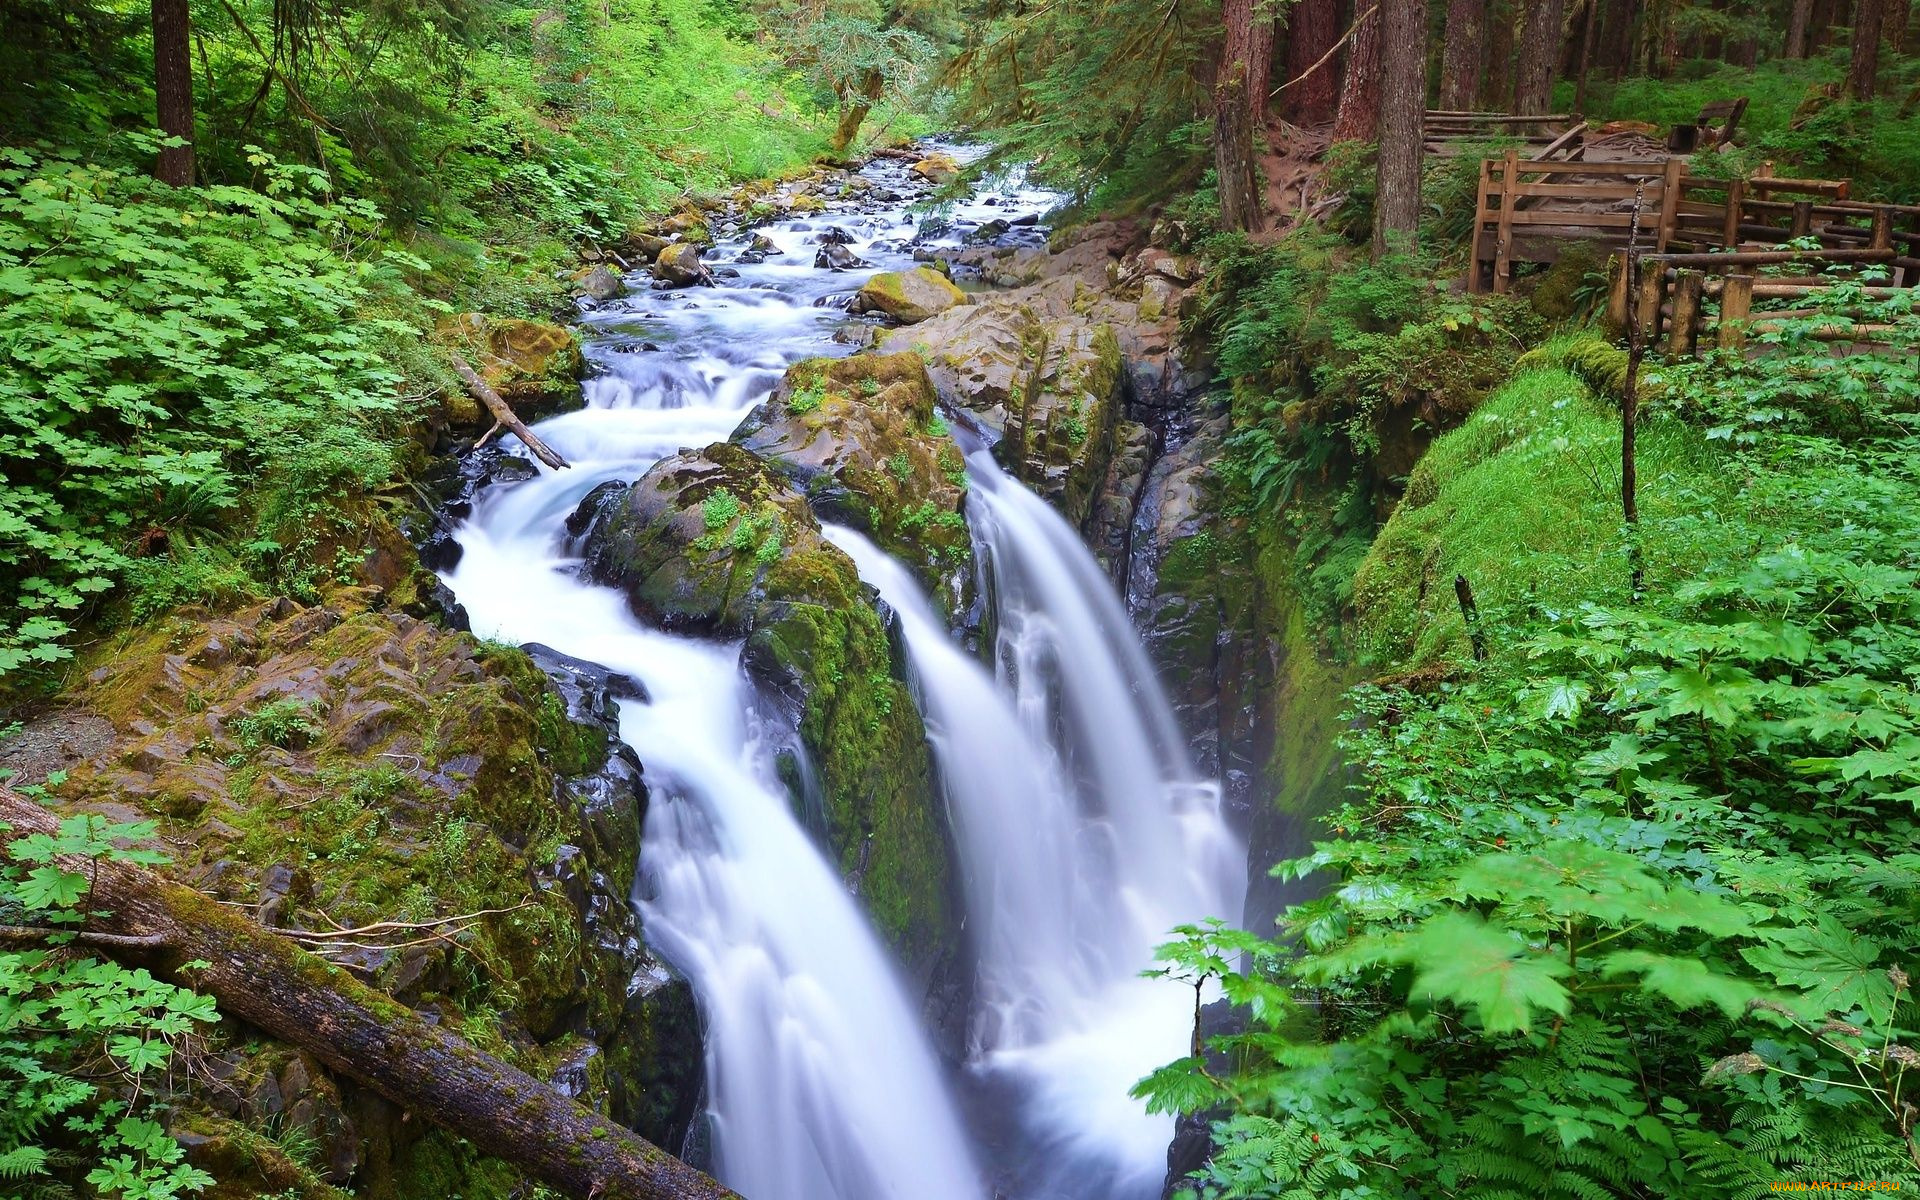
left=1470, top=152, right=1920, bottom=297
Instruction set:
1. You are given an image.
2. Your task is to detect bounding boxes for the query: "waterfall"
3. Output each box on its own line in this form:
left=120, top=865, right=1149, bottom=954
left=439, top=144, right=1242, bottom=1200
left=443, top=273, right=988, bottom=1200
left=826, top=451, right=1244, bottom=1200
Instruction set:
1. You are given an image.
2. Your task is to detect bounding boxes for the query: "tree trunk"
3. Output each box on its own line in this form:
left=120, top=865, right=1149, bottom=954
left=1481, top=0, right=1517, bottom=107
left=1887, top=0, right=1909, bottom=51
left=1215, top=0, right=1268, bottom=231
left=1573, top=0, right=1599, bottom=111
left=1374, top=0, right=1427, bottom=258
left=1845, top=0, right=1885, bottom=97
left=1332, top=3, right=1383, bottom=142
left=1438, top=0, right=1489, bottom=110
left=1514, top=0, right=1569, bottom=113
left=1786, top=0, right=1814, bottom=54
left=0, top=789, right=735, bottom=1200
left=1599, top=0, right=1636, bottom=75
left=1285, top=0, right=1341, bottom=124
left=829, top=69, right=884, bottom=155
left=151, top=0, right=195, bottom=186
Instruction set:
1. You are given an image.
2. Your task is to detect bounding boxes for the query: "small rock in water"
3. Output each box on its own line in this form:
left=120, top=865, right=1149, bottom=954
left=653, top=243, right=712, bottom=288
left=571, top=264, right=624, bottom=302
left=815, top=226, right=856, bottom=245
left=814, top=243, right=868, bottom=271
left=1011, top=213, right=1040, bottom=227
left=967, top=218, right=1011, bottom=244
left=749, top=232, right=777, bottom=253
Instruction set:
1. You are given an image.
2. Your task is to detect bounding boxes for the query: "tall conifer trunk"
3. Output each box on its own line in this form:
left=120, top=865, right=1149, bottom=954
left=1286, top=0, right=1340, bottom=123
left=1332, top=3, right=1383, bottom=142
left=151, top=0, right=194, bottom=186
left=1886, top=0, right=1909, bottom=51
left=1215, top=0, right=1268, bottom=231
left=1845, top=0, right=1885, bottom=96
left=1438, top=0, right=1488, bottom=110
left=1374, top=0, right=1427, bottom=257
left=1786, top=0, right=1815, bottom=53
left=1599, top=0, right=1634, bottom=75
left=1514, top=0, right=1567, bottom=113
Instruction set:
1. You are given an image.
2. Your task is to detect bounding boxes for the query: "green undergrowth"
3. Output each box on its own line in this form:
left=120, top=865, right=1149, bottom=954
left=1576, top=57, right=1920, bottom=203
left=1353, top=365, right=1728, bottom=668
left=1145, top=261, right=1920, bottom=1196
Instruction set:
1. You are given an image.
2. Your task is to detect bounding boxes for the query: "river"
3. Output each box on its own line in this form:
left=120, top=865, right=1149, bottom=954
left=441, top=146, right=1244, bottom=1200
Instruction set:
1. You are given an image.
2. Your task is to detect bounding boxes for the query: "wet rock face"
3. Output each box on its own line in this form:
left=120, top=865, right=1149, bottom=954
left=38, top=595, right=704, bottom=1194
left=1125, top=415, right=1274, bottom=812
left=571, top=442, right=957, bottom=975
left=735, top=353, right=972, bottom=602
left=881, top=298, right=1124, bottom=529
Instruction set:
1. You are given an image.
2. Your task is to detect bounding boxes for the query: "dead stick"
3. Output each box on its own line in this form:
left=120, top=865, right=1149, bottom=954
left=452, top=355, right=569, bottom=471
left=1453, top=575, right=1488, bottom=662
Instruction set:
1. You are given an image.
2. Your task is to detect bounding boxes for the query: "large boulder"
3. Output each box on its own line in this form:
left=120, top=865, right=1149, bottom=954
left=571, top=263, right=624, bottom=302
left=735, top=353, right=970, bottom=599
left=852, top=267, right=965, bottom=324
left=653, top=242, right=712, bottom=288
left=911, top=153, right=960, bottom=185
left=571, top=444, right=955, bottom=972
left=883, top=299, right=1123, bottom=529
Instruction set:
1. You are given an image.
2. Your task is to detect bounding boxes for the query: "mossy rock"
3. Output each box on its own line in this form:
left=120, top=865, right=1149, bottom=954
left=575, top=441, right=824, bottom=634
left=882, top=300, right=1123, bottom=529
left=574, top=441, right=956, bottom=964
left=40, top=595, right=698, bottom=1196
left=736, top=354, right=972, bottom=602
left=852, top=267, right=966, bottom=324
left=444, top=313, right=585, bottom=424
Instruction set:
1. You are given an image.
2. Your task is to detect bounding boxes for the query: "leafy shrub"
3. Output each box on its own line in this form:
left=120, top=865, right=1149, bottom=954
left=0, top=144, right=412, bottom=676
left=0, top=814, right=219, bottom=1199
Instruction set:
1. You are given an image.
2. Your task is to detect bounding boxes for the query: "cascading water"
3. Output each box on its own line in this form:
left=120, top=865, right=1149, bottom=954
left=438, top=145, right=1243, bottom=1200
left=827, top=454, right=1243, bottom=1200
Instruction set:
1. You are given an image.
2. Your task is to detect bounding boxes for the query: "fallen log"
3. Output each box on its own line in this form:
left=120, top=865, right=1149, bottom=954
left=452, top=354, right=570, bottom=471
left=0, top=788, right=734, bottom=1200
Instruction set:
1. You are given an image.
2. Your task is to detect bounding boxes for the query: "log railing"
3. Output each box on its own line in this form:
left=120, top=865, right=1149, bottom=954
left=1471, top=154, right=1920, bottom=297
left=1606, top=243, right=1917, bottom=357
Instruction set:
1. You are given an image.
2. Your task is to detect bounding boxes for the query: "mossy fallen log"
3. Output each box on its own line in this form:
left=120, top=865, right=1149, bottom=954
left=0, top=787, right=736, bottom=1200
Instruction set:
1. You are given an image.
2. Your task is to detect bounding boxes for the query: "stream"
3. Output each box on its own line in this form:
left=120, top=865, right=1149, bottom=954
left=441, top=147, right=1244, bottom=1200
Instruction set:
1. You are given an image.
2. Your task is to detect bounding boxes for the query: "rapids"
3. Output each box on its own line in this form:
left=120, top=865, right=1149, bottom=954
left=440, top=147, right=1243, bottom=1200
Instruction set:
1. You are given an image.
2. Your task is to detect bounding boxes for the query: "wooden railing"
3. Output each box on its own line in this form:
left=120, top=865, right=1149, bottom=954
left=1470, top=153, right=1920, bottom=298
left=1469, top=152, right=1682, bottom=293
left=1607, top=245, right=1917, bottom=356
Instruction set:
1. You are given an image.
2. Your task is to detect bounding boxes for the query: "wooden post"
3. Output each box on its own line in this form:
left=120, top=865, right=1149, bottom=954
left=1668, top=268, right=1703, bottom=356
left=1655, top=157, right=1684, bottom=254
left=1494, top=148, right=1520, bottom=293
left=1470, top=157, right=1493, bottom=293
left=1607, top=253, right=1630, bottom=330
left=1722, top=177, right=1746, bottom=248
left=1637, top=259, right=1665, bottom=343
left=1870, top=205, right=1893, bottom=251
left=1454, top=574, right=1488, bottom=661
left=1790, top=199, right=1814, bottom=238
left=1719, top=273, right=1754, bottom=350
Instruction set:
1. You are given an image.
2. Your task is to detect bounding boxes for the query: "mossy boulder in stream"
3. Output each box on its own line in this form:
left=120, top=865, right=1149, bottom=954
left=573, top=443, right=955, bottom=972
left=735, top=353, right=971, bottom=603
left=883, top=298, right=1123, bottom=529
left=851, top=267, right=965, bottom=323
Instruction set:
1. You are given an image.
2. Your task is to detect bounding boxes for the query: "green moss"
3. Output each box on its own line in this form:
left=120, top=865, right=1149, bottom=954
left=1353, top=367, right=1725, bottom=668
left=750, top=595, right=949, bottom=963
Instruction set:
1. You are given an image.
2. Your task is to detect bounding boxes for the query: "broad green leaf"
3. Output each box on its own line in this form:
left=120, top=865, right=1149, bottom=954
left=1397, top=912, right=1571, bottom=1035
